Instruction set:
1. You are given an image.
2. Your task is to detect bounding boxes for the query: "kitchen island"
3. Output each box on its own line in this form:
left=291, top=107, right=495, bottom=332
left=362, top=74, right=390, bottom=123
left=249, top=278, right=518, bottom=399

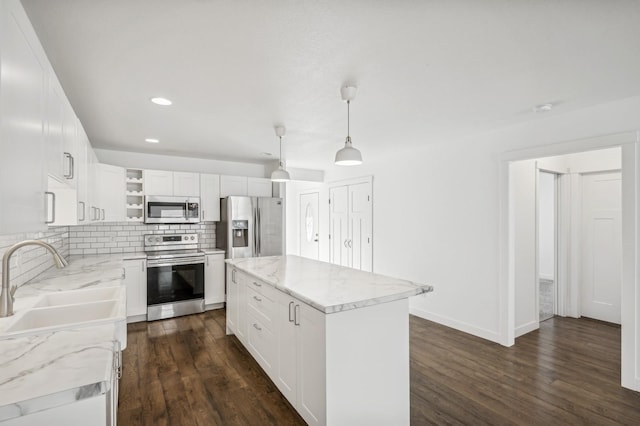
left=225, top=255, right=433, bottom=426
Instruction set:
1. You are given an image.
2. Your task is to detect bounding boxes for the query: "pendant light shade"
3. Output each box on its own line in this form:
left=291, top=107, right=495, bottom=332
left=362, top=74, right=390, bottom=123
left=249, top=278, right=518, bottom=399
left=271, top=126, right=290, bottom=182
left=335, top=85, right=363, bottom=166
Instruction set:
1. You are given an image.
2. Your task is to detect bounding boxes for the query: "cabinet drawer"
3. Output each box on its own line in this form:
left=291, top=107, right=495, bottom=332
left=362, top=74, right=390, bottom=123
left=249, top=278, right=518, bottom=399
left=247, top=286, right=275, bottom=329
left=247, top=311, right=276, bottom=373
left=246, top=276, right=275, bottom=298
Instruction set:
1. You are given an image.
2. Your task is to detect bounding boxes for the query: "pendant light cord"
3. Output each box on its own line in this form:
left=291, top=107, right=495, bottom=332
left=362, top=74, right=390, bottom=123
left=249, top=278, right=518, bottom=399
left=279, top=136, right=283, bottom=167
left=347, top=100, right=350, bottom=138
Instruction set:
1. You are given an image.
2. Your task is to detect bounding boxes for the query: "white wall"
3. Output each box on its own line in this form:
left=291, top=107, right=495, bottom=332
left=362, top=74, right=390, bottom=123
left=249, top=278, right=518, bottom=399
left=538, top=172, right=555, bottom=281
left=322, top=95, right=640, bottom=347
left=95, top=148, right=267, bottom=177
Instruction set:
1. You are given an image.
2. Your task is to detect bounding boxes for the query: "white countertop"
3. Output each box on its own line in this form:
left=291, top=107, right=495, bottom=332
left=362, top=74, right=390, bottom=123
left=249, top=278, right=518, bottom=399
left=0, top=254, right=128, bottom=421
left=226, top=255, right=433, bottom=314
left=202, top=248, right=225, bottom=255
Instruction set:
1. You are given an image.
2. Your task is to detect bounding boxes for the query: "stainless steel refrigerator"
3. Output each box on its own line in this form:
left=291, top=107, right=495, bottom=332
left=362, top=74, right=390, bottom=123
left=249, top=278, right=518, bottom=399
left=216, top=196, right=284, bottom=259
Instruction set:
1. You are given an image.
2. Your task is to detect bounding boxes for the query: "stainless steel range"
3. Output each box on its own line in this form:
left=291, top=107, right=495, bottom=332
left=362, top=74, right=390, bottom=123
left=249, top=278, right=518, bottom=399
left=145, top=233, right=205, bottom=321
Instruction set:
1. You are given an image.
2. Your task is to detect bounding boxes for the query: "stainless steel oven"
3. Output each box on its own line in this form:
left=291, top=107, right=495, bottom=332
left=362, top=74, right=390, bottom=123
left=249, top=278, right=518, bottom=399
left=145, top=233, right=205, bottom=321
left=145, top=195, right=200, bottom=224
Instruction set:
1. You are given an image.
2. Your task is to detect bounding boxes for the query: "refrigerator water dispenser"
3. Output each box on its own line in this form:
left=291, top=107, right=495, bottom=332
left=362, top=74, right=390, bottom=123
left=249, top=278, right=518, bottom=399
left=231, top=220, right=249, bottom=247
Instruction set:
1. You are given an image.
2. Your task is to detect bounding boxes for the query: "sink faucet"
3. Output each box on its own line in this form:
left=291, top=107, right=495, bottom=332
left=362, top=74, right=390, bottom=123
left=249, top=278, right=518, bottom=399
left=1, top=240, right=68, bottom=317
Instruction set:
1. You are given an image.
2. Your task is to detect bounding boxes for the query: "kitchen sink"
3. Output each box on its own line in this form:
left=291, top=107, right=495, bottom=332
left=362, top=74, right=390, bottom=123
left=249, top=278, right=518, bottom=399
left=32, top=287, right=121, bottom=308
left=5, top=300, right=120, bottom=334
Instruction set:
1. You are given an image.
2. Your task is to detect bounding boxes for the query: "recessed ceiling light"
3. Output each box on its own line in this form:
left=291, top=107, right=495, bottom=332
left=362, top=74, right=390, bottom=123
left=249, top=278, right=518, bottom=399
left=145, top=138, right=159, bottom=143
left=533, top=103, right=553, bottom=113
left=262, top=152, right=273, bottom=156
left=150, top=97, right=172, bottom=106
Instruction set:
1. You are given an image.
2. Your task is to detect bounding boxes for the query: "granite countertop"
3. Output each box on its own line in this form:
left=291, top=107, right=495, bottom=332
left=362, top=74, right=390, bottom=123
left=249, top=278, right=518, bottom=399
left=0, top=254, right=130, bottom=422
left=226, top=255, right=433, bottom=314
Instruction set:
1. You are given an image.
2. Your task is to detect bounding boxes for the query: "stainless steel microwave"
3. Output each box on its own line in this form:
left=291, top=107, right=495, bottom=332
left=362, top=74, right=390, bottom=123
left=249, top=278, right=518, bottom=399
left=144, top=196, right=200, bottom=224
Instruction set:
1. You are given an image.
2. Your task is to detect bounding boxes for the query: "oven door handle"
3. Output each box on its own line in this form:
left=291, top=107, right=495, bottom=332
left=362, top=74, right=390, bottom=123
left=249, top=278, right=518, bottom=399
left=147, top=258, right=205, bottom=268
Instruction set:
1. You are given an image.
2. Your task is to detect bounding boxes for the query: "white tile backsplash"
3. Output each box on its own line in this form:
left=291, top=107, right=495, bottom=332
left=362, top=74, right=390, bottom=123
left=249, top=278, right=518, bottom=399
left=68, top=221, right=217, bottom=255
left=0, top=227, right=70, bottom=288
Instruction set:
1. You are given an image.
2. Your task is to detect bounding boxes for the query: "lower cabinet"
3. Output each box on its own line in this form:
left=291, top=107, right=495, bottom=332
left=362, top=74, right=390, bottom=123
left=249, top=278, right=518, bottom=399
left=124, top=258, right=146, bottom=322
left=227, top=267, right=325, bottom=426
left=204, top=253, right=225, bottom=308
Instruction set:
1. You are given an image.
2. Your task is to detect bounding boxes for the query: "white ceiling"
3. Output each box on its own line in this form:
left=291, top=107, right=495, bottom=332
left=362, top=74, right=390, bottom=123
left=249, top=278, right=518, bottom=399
left=21, top=0, right=640, bottom=170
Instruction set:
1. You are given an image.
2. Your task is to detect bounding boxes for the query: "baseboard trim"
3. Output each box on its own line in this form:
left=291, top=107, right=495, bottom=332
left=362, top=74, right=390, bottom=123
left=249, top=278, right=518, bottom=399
left=515, top=320, right=539, bottom=337
left=410, top=307, right=503, bottom=345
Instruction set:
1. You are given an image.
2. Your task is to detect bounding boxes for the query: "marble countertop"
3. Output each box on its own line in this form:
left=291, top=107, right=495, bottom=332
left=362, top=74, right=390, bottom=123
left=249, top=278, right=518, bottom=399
left=0, top=254, right=129, bottom=421
left=226, top=255, right=433, bottom=314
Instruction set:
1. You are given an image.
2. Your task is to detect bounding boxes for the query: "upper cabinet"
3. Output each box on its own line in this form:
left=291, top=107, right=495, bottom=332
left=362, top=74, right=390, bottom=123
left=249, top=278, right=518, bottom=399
left=95, top=164, right=125, bottom=222
left=200, top=174, right=220, bottom=222
left=144, top=170, right=199, bottom=196
left=174, top=172, right=200, bottom=196
left=0, top=0, right=47, bottom=233
left=221, top=176, right=272, bottom=198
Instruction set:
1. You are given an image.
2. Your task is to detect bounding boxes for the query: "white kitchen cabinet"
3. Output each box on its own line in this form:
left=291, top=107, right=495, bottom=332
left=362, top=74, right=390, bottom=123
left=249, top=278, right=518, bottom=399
left=76, top=126, right=90, bottom=224
left=61, top=101, right=78, bottom=188
left=45, top=79, right=65, bottom=181
left=329, top=181, right=373, bottom=272
left=248, top=177, right=273, bottom=197
left=95, top=163, right=125, bottom=222
left=0, top=0, right=47, bottom=234
left=145, top=170, right=200, bottom=196
left=226, top=266, right=238, bottom=334
left=204, top=253, right=225, bottom=307
left=220, top=175, right=248, bottom=197
left=144, top=169, right=174, bottom=196
left=200, top=173, right=220, bottom=221
left=87, top=147, right=100, bottom=222
left=173, top=171, right=200, bottom=196
left=46, top=176, right=78, bottom=226
left=124, top=258, right=147, bottom=321
left=275, top=291, right=326, bottom=426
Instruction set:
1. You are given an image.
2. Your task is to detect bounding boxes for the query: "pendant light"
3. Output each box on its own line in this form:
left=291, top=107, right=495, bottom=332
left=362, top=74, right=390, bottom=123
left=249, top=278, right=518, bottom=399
left=335, top=85, right=363, bottom=166
left=271, top=125, right=291, bottom=182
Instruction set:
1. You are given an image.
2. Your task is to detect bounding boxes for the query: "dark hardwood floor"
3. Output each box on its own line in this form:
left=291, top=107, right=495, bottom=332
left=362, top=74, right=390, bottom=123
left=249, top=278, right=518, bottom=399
left=118, top=310, right=640, bottom=425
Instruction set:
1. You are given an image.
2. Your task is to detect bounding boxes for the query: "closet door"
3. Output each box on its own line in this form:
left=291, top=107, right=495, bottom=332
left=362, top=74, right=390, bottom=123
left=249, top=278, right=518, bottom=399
left=329, top=186, right=349, bottom=267
left=349, top=183, right=372, bottom=272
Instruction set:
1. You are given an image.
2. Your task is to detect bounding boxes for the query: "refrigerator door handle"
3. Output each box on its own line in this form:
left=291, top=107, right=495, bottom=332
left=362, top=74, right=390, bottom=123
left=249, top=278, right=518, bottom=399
left=256, top=207, right=261, bottom=256
left=253, top=207, right=258, bottom=256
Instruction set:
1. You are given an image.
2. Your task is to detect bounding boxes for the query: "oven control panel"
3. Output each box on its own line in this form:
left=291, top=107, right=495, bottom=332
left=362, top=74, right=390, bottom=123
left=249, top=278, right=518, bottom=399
left=144, top=233, right=199, bottom=247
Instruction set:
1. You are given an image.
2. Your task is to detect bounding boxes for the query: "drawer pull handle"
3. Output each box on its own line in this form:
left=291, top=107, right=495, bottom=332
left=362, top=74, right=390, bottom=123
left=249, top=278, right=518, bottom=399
left=253, top=295, right=262, bottom=302
left=253, top=281, right=262, bottom=287
left=294, top=304, right=300, bottom=326
left=288, top=301, right=294, bottom=322
left=253, top=323, right=262, bottom=331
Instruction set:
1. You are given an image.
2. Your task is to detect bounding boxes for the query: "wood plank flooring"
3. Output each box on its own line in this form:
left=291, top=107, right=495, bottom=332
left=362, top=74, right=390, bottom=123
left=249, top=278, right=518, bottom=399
left=118, top=310, right=640, bottom=425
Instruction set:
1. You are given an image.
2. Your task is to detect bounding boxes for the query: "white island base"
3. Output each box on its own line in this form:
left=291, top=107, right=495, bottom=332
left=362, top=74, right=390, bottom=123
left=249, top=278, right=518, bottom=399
left=225, top=256, right=431, bottom=426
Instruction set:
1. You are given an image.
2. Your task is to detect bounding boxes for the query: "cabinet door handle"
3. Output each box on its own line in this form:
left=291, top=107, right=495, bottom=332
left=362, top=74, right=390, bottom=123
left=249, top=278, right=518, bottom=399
left=79, top=201, right=85, bottom=222
left=232, top=269, right=236, bottom=283
left=45, top=192, right=55, bottom=224
left=206, top=256, right=209, bottom=266
left=348, top=239, right=352, bottom=248
left=288, top=301, right=294, bottom=322
left=294, top=304, right=300, bottom=326
left=253, top=295, right=262, bottom=302
left=253, top=281, right=262, bottom=287
left=253, top=323, right=262, bottom=331
left=101, top=208, right=105, bottom=220
left=141, top=261, right=145, bottom=272
left=344, top=239, right=348, bottom=247
left=63, top=152, right=74, bottom=179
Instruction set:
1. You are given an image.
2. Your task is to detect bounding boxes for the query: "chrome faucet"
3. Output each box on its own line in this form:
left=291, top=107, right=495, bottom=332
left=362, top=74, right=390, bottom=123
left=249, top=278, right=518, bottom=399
left=1, top=240, right=68, bottom=317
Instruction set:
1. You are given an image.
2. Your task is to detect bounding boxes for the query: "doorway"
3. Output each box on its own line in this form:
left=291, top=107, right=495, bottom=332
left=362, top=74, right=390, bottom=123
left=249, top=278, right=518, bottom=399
left=537, top=170, right=556, bottom=322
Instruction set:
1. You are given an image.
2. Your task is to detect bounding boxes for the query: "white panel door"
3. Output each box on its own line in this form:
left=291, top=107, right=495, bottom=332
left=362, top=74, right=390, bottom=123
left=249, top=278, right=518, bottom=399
left=204, top=253, right=225, bottom=305
left=144, top=170, right=173, bottom=196
left=300, top=192, right=319, bottom=261
left=329, top=186, right=349, bottom=266
left=0, top=3, right=46, bottom=233
left=173, top=172, right=200, bottom=196
left=581, top=172, right=622, bottom=324
left=349, top=183, right=372, bottom=272
left=200, top=173, right=220, bottom=221
left=96, top=164, right=125, bottom=222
